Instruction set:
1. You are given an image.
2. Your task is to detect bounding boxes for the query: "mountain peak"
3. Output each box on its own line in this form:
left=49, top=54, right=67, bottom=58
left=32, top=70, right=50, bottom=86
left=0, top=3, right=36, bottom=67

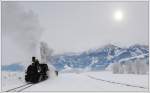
left=102, top=44, right=119, bottom=49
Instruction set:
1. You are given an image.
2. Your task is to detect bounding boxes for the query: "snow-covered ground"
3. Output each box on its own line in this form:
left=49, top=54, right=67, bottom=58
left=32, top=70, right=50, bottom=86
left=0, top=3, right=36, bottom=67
left=2, top=71, right=148, bottom=92
left=83, top=71, right=148, bottom=90
left=2, top=71, right=25, bottom=91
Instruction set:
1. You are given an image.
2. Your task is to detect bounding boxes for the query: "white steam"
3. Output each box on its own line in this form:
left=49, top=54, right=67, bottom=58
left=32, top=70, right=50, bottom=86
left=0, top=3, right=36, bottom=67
left=2, top=2, right=43, bottom=65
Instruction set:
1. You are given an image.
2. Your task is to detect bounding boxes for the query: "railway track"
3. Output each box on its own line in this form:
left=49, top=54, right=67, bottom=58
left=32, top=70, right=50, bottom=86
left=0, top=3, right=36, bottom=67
left=87, top=75, right=148, bottom=89
left=5, top=83, right=34, bottom=92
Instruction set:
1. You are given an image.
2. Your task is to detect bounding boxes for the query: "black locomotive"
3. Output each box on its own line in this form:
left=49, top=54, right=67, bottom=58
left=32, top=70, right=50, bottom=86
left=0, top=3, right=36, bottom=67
left=25, top=57, right=49, bottom=83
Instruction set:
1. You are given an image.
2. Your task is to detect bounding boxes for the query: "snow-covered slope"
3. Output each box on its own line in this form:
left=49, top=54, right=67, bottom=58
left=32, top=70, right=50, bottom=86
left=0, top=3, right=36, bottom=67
left=51, top=44, right=149, bottom=71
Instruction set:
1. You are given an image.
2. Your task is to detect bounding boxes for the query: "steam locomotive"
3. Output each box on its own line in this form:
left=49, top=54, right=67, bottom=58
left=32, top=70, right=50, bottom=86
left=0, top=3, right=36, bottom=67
left=25, top=62, right=49, bottom=83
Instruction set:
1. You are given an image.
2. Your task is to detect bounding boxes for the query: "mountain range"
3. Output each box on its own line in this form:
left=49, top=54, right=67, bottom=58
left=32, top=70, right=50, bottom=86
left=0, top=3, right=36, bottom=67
left=2, top=44, right=149, bottom=72
left=51, top=44, right=149, bottom=71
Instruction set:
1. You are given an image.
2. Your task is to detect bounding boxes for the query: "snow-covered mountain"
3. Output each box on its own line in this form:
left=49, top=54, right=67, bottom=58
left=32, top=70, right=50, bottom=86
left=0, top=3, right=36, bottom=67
left=1, top=63, right=24, bottom=72
left=2, top=44, right=149, bottom=72
left=51, top=44, right=149, bottom=71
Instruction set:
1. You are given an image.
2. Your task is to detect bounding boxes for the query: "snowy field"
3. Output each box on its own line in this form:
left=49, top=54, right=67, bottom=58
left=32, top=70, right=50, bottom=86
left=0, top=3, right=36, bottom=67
left=2, top=71, right=149, bottom=92
left=2, top=71, right=25, bottom=91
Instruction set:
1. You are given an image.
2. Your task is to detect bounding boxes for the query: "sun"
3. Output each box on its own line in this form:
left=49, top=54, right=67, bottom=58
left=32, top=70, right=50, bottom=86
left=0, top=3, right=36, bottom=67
left=114, top=10, right=123, bottom=21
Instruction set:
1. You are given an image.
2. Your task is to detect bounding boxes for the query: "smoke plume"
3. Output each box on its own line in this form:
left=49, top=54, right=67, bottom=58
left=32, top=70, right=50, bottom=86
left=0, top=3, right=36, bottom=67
left=2, top=2, right=43, bottom=65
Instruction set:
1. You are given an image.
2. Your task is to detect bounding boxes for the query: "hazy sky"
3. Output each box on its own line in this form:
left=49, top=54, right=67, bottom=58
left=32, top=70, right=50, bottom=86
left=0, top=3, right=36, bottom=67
left=13, top=1, right=149, bottom=54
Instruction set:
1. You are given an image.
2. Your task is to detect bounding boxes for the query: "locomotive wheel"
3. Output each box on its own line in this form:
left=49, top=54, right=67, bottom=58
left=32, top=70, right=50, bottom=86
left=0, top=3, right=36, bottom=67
left=25, top=75, right=30, bottom=82
left=43, top=75, right=48, bottom=80
left=38, top=75, right=43, bottom=82
left=30, top=74, right=39, bottom=83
